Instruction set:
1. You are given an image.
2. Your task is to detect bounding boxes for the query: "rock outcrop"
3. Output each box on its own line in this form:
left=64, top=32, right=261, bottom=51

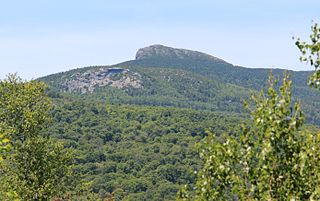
left=62, top=67, right=142, bottom=93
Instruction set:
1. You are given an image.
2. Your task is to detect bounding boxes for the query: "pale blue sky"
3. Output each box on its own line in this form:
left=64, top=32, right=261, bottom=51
left=0, top=0, right=319, bottom=80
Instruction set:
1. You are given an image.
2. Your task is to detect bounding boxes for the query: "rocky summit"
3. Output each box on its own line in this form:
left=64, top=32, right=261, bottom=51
left=135, top=44, right=225, bottom=62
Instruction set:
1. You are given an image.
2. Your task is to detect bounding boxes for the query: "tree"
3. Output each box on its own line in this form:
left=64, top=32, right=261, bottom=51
left=0, top=74, right=73, bottom=200
left=178, top=73, right=320, bottom=200
left=295, top=22, right=320, bottom=88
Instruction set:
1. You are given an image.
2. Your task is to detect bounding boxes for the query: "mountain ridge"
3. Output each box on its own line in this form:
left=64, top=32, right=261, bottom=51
left=39, top=44, right=320, bottom=124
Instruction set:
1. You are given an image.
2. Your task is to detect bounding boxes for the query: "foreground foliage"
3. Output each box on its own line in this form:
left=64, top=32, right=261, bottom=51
left=0, top=74, right=73, bottom=200
left=178, top=73, right=320, bottom=200
left=295, top=22, right=320, bottom=88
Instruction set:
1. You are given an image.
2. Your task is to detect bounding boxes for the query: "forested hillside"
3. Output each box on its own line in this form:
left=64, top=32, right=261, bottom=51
left=41, top=45, right=320, bottom=125
left=46, top=96, right=245, bottom=200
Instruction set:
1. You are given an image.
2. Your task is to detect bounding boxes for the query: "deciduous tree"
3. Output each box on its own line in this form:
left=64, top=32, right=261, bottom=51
left=295, top=22, right=320, bottom=88
left=178, top=73, right=320, bottom=200
left=0, top=74, right=73, bottom=200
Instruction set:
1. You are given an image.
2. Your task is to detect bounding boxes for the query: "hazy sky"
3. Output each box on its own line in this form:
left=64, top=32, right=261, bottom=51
left=0, top=0, right=319, bottom=80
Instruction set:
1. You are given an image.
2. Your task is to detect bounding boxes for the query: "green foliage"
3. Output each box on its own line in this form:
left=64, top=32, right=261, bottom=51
left=1, top=137, right=73, bottom=200
left=0, top=123, right=12, bottom=163
left=295, top=22, right=320, bottom=88
left=0, top=74, right=73, bottom=200
left=179, top=73, right=320, bottom=200
left=45, top=96, right=245, bottom=200
left=0, top=74, right=52, bottom=141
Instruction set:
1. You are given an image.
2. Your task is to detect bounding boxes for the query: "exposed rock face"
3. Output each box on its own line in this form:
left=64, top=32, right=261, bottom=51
left=135, top=44, right=225, bottom=62
left=62, top=67, right=142, bottom=93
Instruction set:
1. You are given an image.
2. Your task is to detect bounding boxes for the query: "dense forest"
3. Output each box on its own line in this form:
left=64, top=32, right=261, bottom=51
left=48, top=96, right=246, bottom=200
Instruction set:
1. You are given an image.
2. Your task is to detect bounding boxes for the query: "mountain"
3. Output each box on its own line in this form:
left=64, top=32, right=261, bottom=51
left=41, top=44, right=320, bottom=124
left=118, top=45, right=312, bottom=90
left=37, top=44, right=320, bottom=200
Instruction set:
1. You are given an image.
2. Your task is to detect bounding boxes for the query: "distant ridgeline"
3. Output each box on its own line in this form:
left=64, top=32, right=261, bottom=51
left=40, top=44, right=319, bottom=125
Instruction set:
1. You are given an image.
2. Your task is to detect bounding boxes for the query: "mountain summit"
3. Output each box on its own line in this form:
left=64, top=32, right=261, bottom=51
left=135, top=44, right=226, bottom=63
